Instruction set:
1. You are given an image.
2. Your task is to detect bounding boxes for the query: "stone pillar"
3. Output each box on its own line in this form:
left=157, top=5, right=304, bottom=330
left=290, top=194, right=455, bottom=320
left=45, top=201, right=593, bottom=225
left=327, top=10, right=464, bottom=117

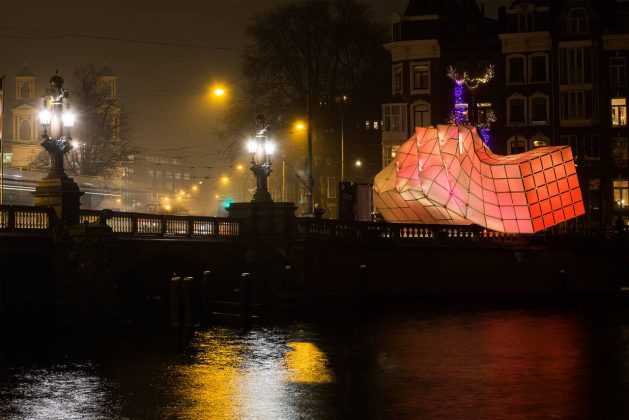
left=227, top=201, right=297, bottom=304
left=33, top=174, right=83, bottom=225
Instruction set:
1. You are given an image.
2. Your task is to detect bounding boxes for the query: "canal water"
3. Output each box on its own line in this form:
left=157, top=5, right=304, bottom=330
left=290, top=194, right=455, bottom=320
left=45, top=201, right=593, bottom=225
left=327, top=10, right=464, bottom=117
left=1, top=299, right=628, bottom=419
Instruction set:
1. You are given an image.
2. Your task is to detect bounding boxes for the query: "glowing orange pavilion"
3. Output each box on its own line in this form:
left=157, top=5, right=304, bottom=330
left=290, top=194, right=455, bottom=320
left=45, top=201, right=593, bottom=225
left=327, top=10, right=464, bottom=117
left=373, top=125, right=585, bottom=233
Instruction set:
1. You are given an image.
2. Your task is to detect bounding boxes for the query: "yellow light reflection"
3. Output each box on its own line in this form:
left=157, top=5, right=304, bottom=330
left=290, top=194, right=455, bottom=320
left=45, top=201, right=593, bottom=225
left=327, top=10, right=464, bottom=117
left=165, top=333, right=241, bottom=419
left=284, top=342, right=334, bottom=384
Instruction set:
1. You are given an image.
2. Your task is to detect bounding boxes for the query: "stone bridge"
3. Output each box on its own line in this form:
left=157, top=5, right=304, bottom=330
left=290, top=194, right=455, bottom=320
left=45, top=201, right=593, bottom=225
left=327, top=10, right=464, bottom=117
left=1, top=204, right=625, bottom=330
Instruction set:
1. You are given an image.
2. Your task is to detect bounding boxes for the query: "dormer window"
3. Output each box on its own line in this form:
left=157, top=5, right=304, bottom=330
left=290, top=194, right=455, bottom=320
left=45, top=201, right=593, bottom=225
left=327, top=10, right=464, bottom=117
left=516, top=12, right=534, bottom=32
left=568, top=8, right=588, bottom=34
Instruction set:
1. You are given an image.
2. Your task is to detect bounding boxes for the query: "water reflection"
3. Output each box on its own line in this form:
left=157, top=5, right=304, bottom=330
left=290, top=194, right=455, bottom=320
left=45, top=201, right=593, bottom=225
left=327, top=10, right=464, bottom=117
left=1, top=304, right=628, bottom=418
left=0, top=363, right=119, bottom=420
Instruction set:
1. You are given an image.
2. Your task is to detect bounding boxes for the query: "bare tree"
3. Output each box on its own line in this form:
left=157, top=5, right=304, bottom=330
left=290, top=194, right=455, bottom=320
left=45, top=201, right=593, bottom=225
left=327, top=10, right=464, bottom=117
left=65, top=64, right=136, bottom=177
left=218, top=0, right=388, bottom=158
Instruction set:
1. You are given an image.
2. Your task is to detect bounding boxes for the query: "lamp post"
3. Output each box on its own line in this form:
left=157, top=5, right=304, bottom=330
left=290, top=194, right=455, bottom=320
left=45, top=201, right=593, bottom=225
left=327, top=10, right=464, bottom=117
left=33, top=71, right=83, bottom=225
left=246, top=113, right=275, bottom=202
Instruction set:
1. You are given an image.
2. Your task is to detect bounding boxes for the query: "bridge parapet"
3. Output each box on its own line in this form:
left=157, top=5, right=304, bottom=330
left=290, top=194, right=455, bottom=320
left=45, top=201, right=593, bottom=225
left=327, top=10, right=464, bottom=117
left=0, top=205, right=240, bottom=239
left=296, top=218, right=526, bottom=243
left=0, top=205, right=54, bottom=232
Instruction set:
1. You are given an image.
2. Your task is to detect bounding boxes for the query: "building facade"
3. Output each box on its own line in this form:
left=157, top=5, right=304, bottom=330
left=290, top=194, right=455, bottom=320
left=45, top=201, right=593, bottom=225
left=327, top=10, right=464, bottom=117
left=382, top=0, right=629, bottom=231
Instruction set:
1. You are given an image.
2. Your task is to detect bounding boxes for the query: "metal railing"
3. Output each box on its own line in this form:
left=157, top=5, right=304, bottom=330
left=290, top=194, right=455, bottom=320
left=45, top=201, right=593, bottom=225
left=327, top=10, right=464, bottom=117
left=0, top=205, right=240, bottom=238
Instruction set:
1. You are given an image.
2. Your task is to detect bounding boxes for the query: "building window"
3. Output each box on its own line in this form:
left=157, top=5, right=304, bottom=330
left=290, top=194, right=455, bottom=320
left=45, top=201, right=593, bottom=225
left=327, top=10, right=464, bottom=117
left=531, top=133, right=549, bottom=148
left=530, top=95, right=549, bottom=125
left=559, top=47, right=593, bottom=84
left=610, top=57, right=626, bottom=87
left=612, top=98, right=627, bottom=126
left=19, top=118, right=32, bottom=141
left=516, top=12, right=534, bottom=32
left=327, top=177, right=337, bottom=199
left=583, top=134, right=600, bottom=160
left=613, top=180, right=628, bottom=209
left=383, top=145, right=399, bottom=167
left=507, top=55, right=525, bottom=84
left=392, top=64, right=403, bottom=95
left=476, top=102, right=494, bottom=125
left=410, top=62, right=430, bottom=93
left=509, top=138, right=526, bottom=154
left=612, top=138, right=628, bottom=167
left=373, top=121, right=379, bottom=130
left=560, top=90, right=593, bottom=121
left=529, top=54, right=548, bottom=83
left=561, top=135, right=579, bottom=161
left=382, top=104, right=407, bottom=132
left=508, top=96, right=526, bottom=125
left=568, top=8, right=589, bottom=34
left=413, top=102, right=430, bottom=128
left=392, top=21, right=401, bottom=42
left=2, top=152, right=12, bottom=165
left=183, top=173, right=190, bottom=180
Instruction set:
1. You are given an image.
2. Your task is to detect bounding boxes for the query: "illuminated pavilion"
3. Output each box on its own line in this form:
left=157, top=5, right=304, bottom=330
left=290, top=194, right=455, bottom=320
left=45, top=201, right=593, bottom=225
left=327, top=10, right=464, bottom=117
left=373, top=125, right=585, bottom=233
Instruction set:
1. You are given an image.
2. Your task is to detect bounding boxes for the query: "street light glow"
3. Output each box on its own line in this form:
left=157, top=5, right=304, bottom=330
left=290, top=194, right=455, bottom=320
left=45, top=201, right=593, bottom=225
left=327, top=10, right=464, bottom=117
left=62, top=111, right=75, bottom=127
left=355, top=159, right=362, bottom=167
left=214, top=87, right=225, bottom=96
left=264, top=141, right=275, bottom=156
left=39, top=108, right=52, bottom=125
left=247, top=139, right=257, bottom=154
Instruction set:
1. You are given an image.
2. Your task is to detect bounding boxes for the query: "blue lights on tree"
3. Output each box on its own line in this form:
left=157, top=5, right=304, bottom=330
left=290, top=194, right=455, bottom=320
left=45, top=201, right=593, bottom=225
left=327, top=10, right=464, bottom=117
left=447, top=65, right=495, bottom=149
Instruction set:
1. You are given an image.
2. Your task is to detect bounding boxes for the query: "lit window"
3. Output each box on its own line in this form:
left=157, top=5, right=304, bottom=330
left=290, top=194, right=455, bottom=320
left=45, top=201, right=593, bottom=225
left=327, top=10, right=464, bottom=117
left=613, top=180, right=628, bottom=209
left=532, top=139, right=547, bottom=148
left=568, top=8, right=588, bottom=34
left=611, top=98, right=627, bottom=127
left=365, top=121, right=370, bottom=130
left=373, top=121, right=379, bottom=130
left=183, top=173, right=190, bottom=180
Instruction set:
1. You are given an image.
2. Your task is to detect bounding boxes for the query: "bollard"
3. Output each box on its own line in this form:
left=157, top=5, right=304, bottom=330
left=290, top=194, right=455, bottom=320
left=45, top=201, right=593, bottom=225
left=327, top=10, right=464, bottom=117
left=170, top=276, right=181, bottom=328
left=283, top=265, right=293, bottom=293
left=201, top=270, right=213, bottom=327
left=360, top=264, right=368, bottom=294
left=559, top=269, right=568, bottom=294
left=182, top=277, right=194, bottom=329
left=241, top=272, right=252, bottom=324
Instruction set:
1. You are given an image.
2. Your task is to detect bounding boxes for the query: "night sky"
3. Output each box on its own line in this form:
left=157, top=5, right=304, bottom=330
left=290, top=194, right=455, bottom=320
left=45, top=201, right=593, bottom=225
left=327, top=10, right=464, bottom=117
left=0, top=0, right=504, bottom=171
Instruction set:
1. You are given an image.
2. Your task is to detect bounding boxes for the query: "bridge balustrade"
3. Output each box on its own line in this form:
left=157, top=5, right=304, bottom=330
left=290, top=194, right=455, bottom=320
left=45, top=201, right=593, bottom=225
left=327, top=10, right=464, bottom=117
left=80, top=210, right=240, bottom=238
left=0, top=205, right=53, bottom=232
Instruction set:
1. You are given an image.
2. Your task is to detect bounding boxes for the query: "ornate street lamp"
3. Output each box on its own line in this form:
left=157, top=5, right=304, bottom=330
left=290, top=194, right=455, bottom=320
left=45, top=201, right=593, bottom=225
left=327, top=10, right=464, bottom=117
left=39, top=72, right=75, bottom=177
left=33, top=71, right=83, bottom=225
left=246, top=113, right=275, bottom=202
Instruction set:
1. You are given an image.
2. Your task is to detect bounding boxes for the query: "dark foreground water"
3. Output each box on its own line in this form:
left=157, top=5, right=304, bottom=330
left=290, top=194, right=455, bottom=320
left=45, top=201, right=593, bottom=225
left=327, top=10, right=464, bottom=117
left=2, top=300, right=629, bottom=419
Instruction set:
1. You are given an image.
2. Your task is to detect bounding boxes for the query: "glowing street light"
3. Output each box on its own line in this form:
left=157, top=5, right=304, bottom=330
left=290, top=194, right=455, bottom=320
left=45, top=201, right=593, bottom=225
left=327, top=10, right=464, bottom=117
left=38, top=72, right=76, bottom=177
left=246, top=113, right=274, bottom=202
